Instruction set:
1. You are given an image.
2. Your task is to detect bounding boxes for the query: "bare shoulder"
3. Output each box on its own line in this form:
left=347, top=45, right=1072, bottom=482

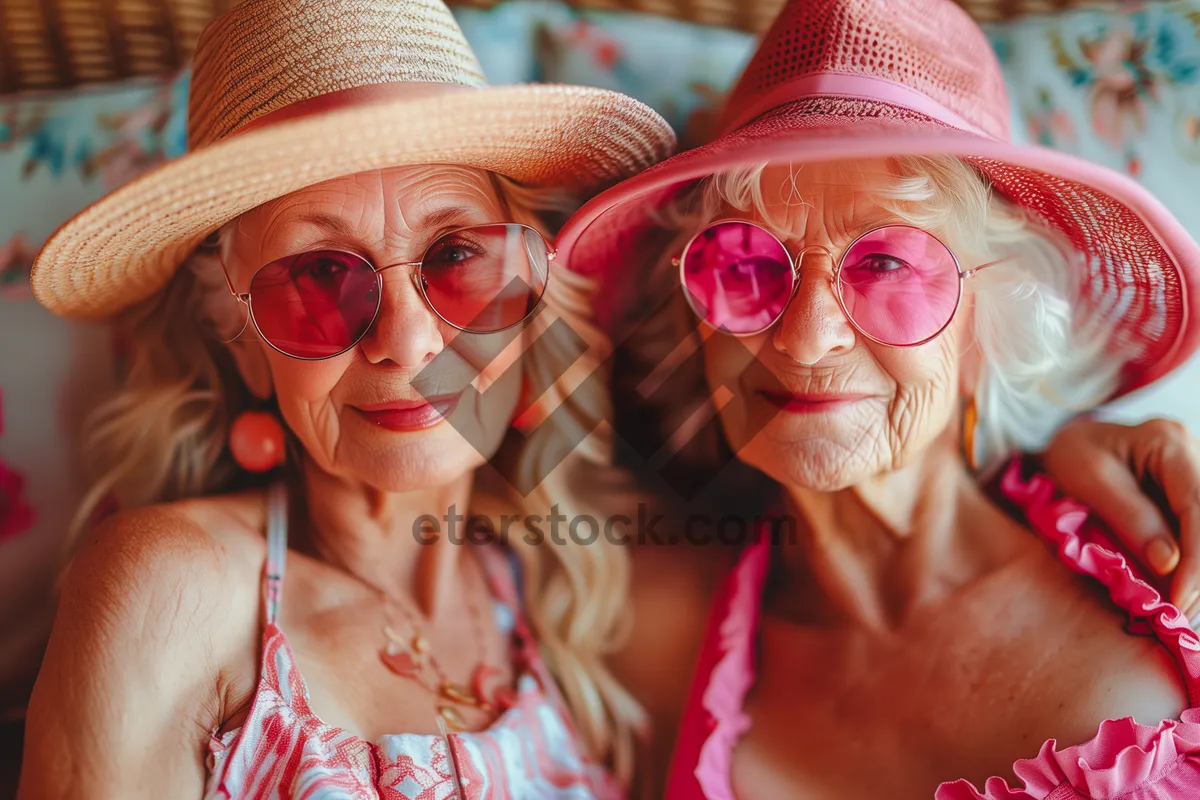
left=47, top=491, right=271, bottom=708
left=1010, top=540, right=1190, bottom=735
left=20, top=491, right=270, bottom=797
left=61, top=492, right=267, bottom=637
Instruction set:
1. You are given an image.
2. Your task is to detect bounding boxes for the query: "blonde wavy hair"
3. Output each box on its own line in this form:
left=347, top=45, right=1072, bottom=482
left=68, top=171, right=644, bottom=783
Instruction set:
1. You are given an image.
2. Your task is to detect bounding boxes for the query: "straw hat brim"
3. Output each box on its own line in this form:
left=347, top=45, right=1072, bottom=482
left=30, top=83, right=676, bottom=320
left=558, top=104, right=1200, bottom=399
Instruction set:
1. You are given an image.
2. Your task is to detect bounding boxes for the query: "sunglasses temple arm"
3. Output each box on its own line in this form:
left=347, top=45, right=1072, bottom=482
left=963, top=254, right=1019, bottom=280
left=213, top=250, right=251, bottom=305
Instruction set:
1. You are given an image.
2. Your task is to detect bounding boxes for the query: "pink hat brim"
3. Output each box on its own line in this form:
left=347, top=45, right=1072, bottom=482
left=558, top=110, right=1200, bottom=399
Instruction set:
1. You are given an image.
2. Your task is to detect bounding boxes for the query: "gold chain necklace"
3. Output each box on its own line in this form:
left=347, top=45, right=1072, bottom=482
left=369, top=552, right=512, bottom=732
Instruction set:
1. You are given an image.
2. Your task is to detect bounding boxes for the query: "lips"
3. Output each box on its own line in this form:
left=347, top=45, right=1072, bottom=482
left=354, top=392, right=463, bottom=431
left=757, top=391, right=873, bottom=413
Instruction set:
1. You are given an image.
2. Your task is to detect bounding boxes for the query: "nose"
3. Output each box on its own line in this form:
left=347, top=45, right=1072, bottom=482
left=358, top=264, right=444, bottom=368
left=772, top=247, right=856, bottom=365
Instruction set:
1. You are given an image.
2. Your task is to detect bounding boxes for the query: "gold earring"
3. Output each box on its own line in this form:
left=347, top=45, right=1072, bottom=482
left=962, top=396, right=979, bottom=473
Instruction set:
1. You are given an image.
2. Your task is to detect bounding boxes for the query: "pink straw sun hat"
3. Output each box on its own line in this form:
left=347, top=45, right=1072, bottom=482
left=557, top=0, right=1200, bottom=399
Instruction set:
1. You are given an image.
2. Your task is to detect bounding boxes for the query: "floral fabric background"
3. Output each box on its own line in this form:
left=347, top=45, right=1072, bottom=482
left=2, top=0, right=1200, bottom=707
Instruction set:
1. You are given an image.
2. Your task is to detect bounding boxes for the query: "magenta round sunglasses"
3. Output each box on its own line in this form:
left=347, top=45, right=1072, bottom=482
left=219, top=223, right=553, bottom=360
left=675, top=220, right=1012, bottom=347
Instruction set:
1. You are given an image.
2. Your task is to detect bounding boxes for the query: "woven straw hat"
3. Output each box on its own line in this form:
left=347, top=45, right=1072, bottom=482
left=29, top=0, right=676, bottom=320
left=558, top=0, right=1200, bottom=400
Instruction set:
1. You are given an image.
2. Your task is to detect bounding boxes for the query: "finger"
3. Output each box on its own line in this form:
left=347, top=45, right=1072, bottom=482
left=1144, top=431, right=1200, bottom=528
left=1174, top=502, right=1200, bottom=616
left=1152, top=435, right=1200, bottom=609
left=1057, top=451, right=1178, bottom=575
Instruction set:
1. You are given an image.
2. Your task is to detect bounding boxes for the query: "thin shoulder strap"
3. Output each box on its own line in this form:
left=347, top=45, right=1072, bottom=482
left=263, top=482, right=289, bottom=627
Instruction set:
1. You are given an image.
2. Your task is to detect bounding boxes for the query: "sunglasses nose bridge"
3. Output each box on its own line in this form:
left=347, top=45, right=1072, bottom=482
left=374, top=260, right=426, bottom=294
left=376, top=260, right=422, bottom=276
left=793, top=244, right=837, bottom=273
left=788, top=244, right=841, bottom=298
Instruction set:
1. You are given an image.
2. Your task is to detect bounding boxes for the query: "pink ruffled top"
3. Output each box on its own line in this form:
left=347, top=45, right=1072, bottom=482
left=665, top=458, right=1200, bottom=800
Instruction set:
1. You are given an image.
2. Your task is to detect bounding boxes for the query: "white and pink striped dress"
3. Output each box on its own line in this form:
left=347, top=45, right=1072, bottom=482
left=204, top=484, right=620, bottom=800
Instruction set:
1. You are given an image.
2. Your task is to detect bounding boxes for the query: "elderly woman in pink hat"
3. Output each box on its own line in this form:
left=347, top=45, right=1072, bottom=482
left=17, top=0, right=676, bottom=797
left=558, top=0, right=1200, bottom=797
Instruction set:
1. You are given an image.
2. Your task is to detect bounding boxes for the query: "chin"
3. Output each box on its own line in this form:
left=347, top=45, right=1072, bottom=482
left=738, top=434, right=878, bottom=493
left=721, top=398, right=887, bottom=490
left=345, top=429, right=489, bottom=493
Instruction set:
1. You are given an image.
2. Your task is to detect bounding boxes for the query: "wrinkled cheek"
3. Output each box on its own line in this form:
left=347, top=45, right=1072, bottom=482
left=274, top=397, right=342, bottom=468
left=269, top=365, right=346, bottom=467
left=703, top=331, right=762, bottom=387
left=476, top=345, right=521, bottom=396
left=885, top=379, right=956, bottom=467
left=877, top=328, right=962, bottom=461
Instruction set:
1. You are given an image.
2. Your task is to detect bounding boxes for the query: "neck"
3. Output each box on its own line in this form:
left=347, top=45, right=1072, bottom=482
left=772, top=431, right=1026, bottom=631
left=293, top=454, right=474, bottom=617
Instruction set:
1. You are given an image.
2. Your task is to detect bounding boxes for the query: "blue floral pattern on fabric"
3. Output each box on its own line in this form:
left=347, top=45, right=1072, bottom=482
left=527, top=6, right=755, bottom=147
left=990, top=1, right=1200, bottom=182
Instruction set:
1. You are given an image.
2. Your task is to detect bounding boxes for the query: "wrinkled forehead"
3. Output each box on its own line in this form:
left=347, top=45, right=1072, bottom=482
left=739, top=159, right=911, bottom=233
left=239, top=165, right=501, bottom=229
left=224, top=165, right=508, bottom=264
left=763, top=159, right=904, bottom=190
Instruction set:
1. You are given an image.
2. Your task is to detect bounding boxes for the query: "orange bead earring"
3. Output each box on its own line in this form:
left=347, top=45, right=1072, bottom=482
left=229, top=410, right=286, bottom=472
left=962, top=396, right=979, bottom=473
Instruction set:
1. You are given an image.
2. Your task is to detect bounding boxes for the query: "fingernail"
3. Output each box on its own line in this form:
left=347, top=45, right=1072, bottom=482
left=1147, top=537, right=1180, bottom=574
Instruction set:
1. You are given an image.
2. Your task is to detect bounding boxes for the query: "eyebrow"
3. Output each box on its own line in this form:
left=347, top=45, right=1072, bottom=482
left=763, top=215, right=909, bottom=247
left=294, top=212, right=358, bottom=238
left=296, top=206, right=478, bottom=238
left=417, top=206, right=478, bottom=232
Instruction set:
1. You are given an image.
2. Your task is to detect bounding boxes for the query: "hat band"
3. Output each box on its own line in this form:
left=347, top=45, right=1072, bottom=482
left=215, top=82, right=477, bottom=144
left=717, top=73, right=991, bottom=139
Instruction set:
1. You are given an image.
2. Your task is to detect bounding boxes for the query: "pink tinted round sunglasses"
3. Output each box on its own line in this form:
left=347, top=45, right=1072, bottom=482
left=675, top=220, right=1011, bottom=346
left=220, top=223, right=553, bottom=360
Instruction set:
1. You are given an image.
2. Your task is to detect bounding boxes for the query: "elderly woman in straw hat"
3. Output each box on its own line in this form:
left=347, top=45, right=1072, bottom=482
left=557, top=0, right=1200, bottom=796
left=17, top=0, right=675, bottom=797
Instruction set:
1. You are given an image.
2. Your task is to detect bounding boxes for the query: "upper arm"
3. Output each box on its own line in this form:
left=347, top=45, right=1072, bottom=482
left=18, top=507, right=232, bottom=799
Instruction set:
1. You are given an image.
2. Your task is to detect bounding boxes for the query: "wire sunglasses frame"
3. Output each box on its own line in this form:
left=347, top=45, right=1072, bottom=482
left=673, top=220, right=1014, bottom=346
left=216, top=223, right=556, bottom=361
